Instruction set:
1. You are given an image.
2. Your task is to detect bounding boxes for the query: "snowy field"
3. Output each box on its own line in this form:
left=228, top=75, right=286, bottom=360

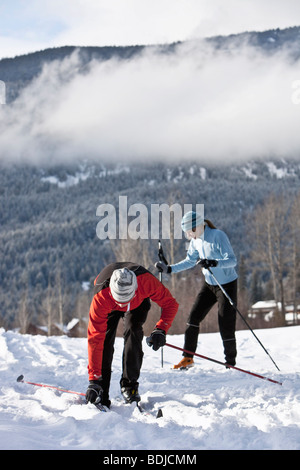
left=0, top=325, right=299, bottom=452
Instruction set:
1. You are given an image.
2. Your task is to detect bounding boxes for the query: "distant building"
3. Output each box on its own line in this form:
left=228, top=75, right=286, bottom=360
left=250, top=300, right=300, bottom=324
left=26, top=318, right=88, bottom=337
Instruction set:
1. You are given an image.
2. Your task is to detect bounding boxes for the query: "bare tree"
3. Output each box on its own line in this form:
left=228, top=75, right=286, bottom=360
left=40, top=281, right=55, bottom=336
left=247, top=193, right=291, bottom=325
left=17, top=289, right=31, bottom=334
left=110, top=238, right=152, bottom=269
left=289, top=191, right=300, bottom=324
left=55, top=267, right=67, bottom=333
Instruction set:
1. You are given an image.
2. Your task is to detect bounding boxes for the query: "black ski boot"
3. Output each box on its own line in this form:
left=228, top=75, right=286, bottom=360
left=224, top=338, right=237, bottom=368
left=121, top=386, right=141, bottom=404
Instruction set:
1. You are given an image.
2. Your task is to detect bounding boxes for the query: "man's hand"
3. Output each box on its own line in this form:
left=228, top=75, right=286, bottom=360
left=146, top=328, right=166, bottom=351
left=85, top=380, right=103, bottom=404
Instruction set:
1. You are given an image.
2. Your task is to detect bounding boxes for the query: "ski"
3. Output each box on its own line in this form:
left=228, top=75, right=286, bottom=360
left=90, top=401, right=108, bottom=412
left=79, top=396, right=109, bottom=412
left=135, top=401, right=163, bottom=418
left=132, top=399, right=163, bottom=418
left=117, top=395, right=163, bottom=419
left=171, top=365, right=194, bottom=371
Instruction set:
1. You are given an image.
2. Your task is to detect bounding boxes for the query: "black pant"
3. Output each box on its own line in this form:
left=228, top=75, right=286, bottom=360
left=183, top=280, right=237, bottom=363
left=100, top=298, right=151, bottom=400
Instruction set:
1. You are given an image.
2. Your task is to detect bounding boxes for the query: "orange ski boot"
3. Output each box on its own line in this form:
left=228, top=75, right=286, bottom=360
left=173, top=357, right=194, bottom=370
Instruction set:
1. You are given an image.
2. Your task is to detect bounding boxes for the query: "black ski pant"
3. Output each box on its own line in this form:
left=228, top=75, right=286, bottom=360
left=183, top=280, right=237, bottom=363
left=100, top=298, right=151, bottom=401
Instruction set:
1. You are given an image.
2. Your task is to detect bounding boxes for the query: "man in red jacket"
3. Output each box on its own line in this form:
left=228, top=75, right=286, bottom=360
left=86, top=262, right=179, bottom=408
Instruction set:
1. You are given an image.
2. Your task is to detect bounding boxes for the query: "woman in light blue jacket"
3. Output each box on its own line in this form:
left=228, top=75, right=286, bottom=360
left=156, top=211, right=238, bottom=369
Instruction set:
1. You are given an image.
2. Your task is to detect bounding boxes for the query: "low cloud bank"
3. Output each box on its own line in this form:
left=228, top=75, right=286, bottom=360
left=1, top=38, right=300, bottom=165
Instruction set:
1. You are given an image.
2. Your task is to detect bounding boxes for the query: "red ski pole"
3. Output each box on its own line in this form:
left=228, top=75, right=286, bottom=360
left=165, top=343, right=282, bottom=385
left=17, top=375, right=86, bottom=396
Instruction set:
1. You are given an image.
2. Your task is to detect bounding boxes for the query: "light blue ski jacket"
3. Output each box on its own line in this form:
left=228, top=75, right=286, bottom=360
left=170, top=226, right=238, bottom=286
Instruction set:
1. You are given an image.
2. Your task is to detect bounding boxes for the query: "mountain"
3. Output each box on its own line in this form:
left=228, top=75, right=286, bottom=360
left=1, top=26, right=300, bottom=103
left=0, top=45, right=145, bottom=103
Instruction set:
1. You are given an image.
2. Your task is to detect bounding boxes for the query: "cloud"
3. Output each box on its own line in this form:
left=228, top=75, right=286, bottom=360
left=188, top=0, right=300, bottom=38
left=0, top=37, right=300, bottom=165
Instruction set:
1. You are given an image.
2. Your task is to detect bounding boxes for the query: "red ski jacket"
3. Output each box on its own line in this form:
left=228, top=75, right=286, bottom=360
left=88, top=262, right=179, bottom=380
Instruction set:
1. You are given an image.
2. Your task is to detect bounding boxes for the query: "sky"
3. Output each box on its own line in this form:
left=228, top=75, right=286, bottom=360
left=1, top=0, right=300, bottom=60
left=0, top=0, right=300, bottom=165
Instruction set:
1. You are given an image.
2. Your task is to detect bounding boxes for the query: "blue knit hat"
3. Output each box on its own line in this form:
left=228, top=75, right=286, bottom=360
left=181, top=211, right=204, bottom=232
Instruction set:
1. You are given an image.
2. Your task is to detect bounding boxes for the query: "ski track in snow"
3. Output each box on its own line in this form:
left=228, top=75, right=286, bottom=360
left=0, top=326, right=300, bottom=450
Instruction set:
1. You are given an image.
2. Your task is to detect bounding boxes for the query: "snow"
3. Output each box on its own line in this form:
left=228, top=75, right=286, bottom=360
left=266, top=161, right=295, bottom=179
left=81, top=281, right=91, bottom=291
left=41, top=171, right=91, bottom=188
left=0, top=325, right=300, bottom=451
left=241, top=164, right=258, bottom=180
left=40, top=164, right=132, bottom=188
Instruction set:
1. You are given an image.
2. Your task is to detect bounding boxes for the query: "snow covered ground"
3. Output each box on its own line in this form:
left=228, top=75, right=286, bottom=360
left=0, top=325, right=299, bottom=451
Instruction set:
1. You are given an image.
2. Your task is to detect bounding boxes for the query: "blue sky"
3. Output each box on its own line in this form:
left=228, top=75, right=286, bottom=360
left=0, top=1, right=65, bottom=40
left=1, top=0, right=300, bottom=59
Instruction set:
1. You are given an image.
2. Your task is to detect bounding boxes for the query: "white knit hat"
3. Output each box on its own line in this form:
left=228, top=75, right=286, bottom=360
left=181, top=211, right=204, bottom=232
left=109, top=268, right=138, bottom=303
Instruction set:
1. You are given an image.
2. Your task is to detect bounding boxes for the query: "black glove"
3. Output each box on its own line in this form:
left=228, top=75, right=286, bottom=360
left=146, top=328, right=166, bottom=351
left=155, top=261, right=172, bottom=274
left=197, top=259, right=218, bottom=269
left=85, top=380, right=103, bottom=404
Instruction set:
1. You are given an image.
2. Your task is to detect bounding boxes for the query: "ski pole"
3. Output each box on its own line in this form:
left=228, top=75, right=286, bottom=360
left=196, top=260, right=280, bottom=371
left=165, top=343, right=282, bottom=385
left=158, top=239, right=168, bottom=368
left=17, top=375, right=86, bottom=397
